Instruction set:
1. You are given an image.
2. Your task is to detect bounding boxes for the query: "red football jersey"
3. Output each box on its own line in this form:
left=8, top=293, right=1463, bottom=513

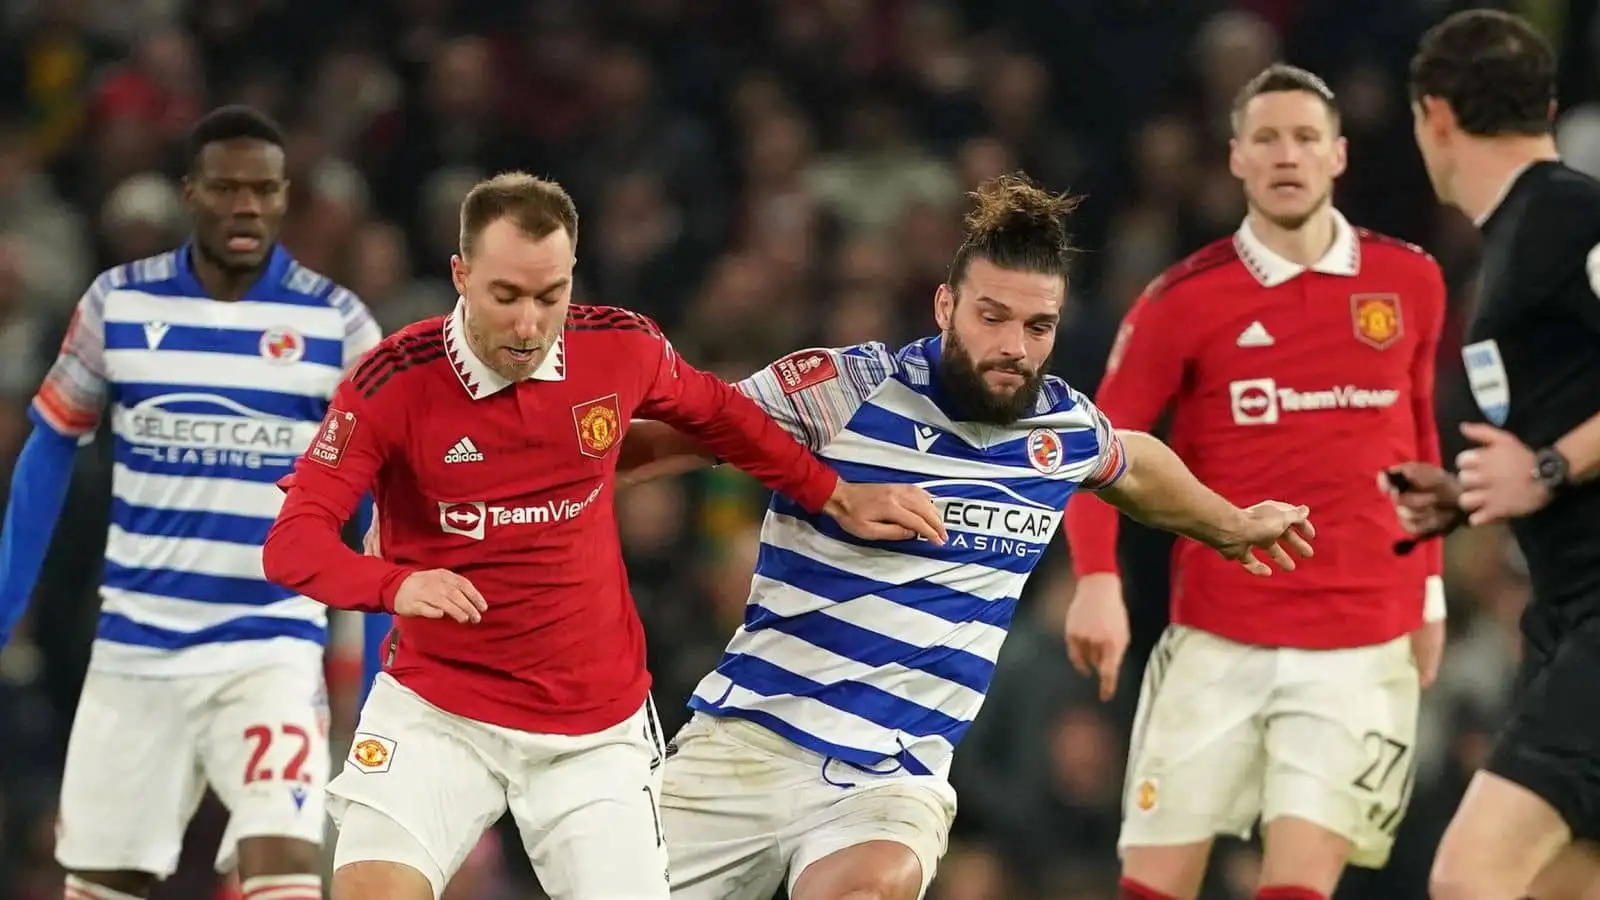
left=263, top=302, right=840, bottom=733
left=1064, top=214, right=1445, bottom=649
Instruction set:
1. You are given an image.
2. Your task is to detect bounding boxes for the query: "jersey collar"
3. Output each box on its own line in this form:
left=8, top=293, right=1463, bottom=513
left=1233, top=208, right=1360, bottom=288
left=443, top=298, right=566, bottom=400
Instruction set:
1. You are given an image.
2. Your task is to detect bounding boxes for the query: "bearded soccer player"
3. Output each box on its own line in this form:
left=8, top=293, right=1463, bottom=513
left=261, top=172, right=946, bottom=900
left=1392, top=12, right=1600, bottom=900
left=0, top=106, right=380, bottom=900
left=1061, top=66, right=1448, bottom=900
left=607, top=173, right=1318, bottom=900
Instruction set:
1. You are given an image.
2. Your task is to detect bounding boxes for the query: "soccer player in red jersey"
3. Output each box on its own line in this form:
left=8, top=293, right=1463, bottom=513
left=261, top=172, right=946, bottom=900
left=1060, top=66, right=1449, bottom=900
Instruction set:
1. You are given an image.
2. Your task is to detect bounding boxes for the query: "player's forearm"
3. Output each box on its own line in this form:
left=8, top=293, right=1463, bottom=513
left=0, top=424, right=79, bottom=640
left=1064, top=492, right=1121, bottom=576
left=263, top=495, right=414, bottom=614
left=1095, top=430, right=1249, bottom=550
left=616, top=421, right=717, bottom=488
left=1554, top=409, right=1600, bottom=485
left=663, top=373, right=838, bottom=513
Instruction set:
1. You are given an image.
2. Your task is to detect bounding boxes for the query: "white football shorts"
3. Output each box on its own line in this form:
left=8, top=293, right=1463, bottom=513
left=327, top=673, right=669, bottom=900
left=660, top=713, right=957, bottom=900
left=55, top=658, right=331, bottom=876
left=1119, top=625, right=1421, bottom=869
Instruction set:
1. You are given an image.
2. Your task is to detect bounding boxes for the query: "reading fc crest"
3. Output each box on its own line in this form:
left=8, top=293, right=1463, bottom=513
left=1350, top=294, right=1402, bottom=350
left=1026, top=428, right=1064, bottom=475
left=573, top=394, right=622, bottom=458
left=260, top=326, right=305, bottom=363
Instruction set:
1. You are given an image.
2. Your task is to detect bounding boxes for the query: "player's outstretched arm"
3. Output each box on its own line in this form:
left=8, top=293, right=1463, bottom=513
left=632, top=331, right=946, bottom=543
left=1097, top=430, right=1315, bottom=576
left=614, top=420, right=716, bottom=488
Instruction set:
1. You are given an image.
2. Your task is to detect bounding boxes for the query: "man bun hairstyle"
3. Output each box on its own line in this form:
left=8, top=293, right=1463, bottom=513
left=459, top=171, right=580, bottom=258
left=948, top=172, right=1080, bottom=288
left=184, top=105, right=284, bottom=174
left=1409, top=9, right=1555, bottom=137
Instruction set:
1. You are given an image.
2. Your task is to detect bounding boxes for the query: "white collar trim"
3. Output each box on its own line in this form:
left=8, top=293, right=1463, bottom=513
left=443, top=299, right=565, bottom=400
left=1234, top=208, right=1361, bottom=288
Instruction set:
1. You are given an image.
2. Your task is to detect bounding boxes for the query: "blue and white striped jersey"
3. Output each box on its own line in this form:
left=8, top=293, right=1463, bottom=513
left=33, top=244, right=381, bottom=675
left=689, top=336, right=1126, bottom=779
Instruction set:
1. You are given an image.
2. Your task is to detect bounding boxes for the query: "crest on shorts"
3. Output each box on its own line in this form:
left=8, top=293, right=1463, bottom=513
left=1350, top=294, right=1403, bottom=350
left=349, top=732, right=396, bottom=774
left=572, top=394, right=622, bottom=458
left=1135, top=778, right=1159, bottom=812
left=260, top=326, right=305, bottom=363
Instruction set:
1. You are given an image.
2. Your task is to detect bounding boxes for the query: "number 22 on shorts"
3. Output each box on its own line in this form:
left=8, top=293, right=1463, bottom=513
left=243, top=723, right=314, bottom=784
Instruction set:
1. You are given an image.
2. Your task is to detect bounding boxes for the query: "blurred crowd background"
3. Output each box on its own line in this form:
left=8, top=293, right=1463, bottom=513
left=0, top=0, right=1596, bottom=898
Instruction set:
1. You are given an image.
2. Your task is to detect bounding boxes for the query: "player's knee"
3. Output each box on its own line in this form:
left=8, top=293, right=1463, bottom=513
left=1119, top=842, right=1213, bottom=900
left=332, top=803, right=442, bottom=900
left=63, top=872, right=153, bottom=900
left=1258, top=816, right=1350, bottom=895
left=332, top=860, right=434, bottom=900
left=790, top=841, right=923, bottom=900
left=236, top=835, right=322, bottom=877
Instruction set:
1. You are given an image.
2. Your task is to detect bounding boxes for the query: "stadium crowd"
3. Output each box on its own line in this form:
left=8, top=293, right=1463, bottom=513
left=0, top=0, right=1597, bottom=897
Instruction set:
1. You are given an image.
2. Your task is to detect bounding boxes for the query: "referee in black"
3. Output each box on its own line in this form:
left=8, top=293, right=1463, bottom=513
left=1388, top=9, right=1600, bottom=900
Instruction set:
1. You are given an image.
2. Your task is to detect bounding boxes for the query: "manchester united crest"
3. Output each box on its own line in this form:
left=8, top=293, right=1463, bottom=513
left=573, top=394, right=622, bottom=458
left=349, top=732, right=396, bottom=773
left=1351, top=294, right=1403, bottom=350
left=1135, top=778, right=1159, bottom=812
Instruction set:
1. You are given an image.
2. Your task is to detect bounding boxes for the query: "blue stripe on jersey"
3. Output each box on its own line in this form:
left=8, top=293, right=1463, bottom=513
left=685, top=704, right=934, bottom=776
left=845, top=400, right=1094, bottom=467
left=110, top=499, right=273, bottom=547
left=823, top=457, right=1081, bottom=511
left=704, top=652, right=966, bottom=743
left=752, top=604, right=995, bottom=693
left=749, top=546, right=1017, bottom=629
left=103, top=321, right=343, bottom=367
left=101, top=562, right=291, bottom=607
left=769, top=496, right=1045, bottom=574
left=113, top=381, right=328, bottom=422
left=114, top=438, right=296, bottom=483
left=97, top=612, right=328, bottom=650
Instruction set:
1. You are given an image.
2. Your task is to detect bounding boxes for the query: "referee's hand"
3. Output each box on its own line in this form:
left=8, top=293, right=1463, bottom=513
left=1456, top=423, right=1550, bottom=526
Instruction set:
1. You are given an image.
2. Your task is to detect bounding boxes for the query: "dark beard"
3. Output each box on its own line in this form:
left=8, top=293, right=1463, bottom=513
left=935, top=331, right=1047, bottom=425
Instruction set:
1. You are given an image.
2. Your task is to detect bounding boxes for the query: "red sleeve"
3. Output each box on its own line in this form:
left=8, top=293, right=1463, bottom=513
left=632, top=324, right=839, bottom=514
left=1064, top=287, right=1193, bottom=576
left=1411, top=259, right=1448, bottom=579
left=263, top=379, right=416, bottom=613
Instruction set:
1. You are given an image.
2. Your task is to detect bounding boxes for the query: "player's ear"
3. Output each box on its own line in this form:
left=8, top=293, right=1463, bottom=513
left=450, top=254, right=469, bottom=298
left=934, top=283, right=956, bottom=331
left=1331, top=135, right=1349, bottom=178
left=1227, top=138, right=1244, bottom=180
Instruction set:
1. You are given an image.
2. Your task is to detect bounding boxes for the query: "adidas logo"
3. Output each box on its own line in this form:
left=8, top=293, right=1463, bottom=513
left=444, top=437, right=484, bottom=464
left=1236, top=320, right=1275, bottom=348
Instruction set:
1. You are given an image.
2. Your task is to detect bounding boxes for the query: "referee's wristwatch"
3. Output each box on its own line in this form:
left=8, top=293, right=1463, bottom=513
left=1532, top=446, right=1572, bottom=493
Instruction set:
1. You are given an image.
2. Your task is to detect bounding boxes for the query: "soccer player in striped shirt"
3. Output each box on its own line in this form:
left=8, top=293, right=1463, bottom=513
left=617, top=173, right=1317, bottom=900
left=0, top=107, right=379, bottom=900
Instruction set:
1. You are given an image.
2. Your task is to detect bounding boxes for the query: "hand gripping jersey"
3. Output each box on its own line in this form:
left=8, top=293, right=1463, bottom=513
left=688, top=336, right=1125, bottom=779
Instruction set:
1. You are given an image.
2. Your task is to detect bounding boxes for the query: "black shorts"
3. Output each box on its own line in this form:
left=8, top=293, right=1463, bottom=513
left=1487, top=602, right=1600, bottom=839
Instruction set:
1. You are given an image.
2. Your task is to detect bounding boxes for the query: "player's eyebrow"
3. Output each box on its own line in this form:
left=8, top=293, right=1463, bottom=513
left=489, top=277, right=570, bottom=298
left=976, top=295, right=1058, bottom=326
